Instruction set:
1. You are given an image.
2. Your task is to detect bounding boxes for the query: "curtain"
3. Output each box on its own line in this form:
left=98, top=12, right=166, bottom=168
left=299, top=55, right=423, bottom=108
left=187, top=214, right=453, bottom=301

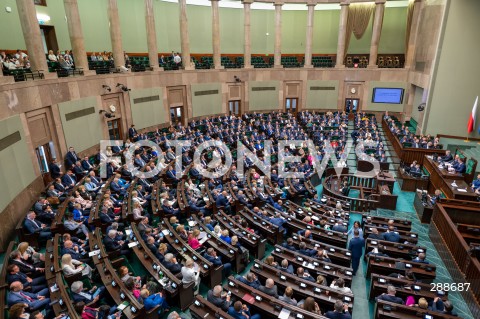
left=344, top=3, right=376, bottom=57
left=405, top=0, right=415, bottom=55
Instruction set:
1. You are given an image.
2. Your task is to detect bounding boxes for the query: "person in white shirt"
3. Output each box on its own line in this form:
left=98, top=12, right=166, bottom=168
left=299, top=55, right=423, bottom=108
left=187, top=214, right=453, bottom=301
left=47, top=50, right=57, bottom=62
left=330, top=278, right=352, bottom=294
left=61, top=254, right=92, bottom=280
left=173, top=53, right=182, bottom=65
left=181, top=258, right=200, bottom=294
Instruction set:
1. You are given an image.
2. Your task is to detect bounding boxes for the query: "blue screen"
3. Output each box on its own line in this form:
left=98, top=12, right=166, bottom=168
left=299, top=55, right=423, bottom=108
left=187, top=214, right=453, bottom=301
left=372, top=88, right=404, bottom=104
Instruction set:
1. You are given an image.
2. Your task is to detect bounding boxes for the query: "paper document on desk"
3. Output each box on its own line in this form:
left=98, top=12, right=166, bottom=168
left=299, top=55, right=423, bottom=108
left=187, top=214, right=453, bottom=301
left=457, top=188, right=467, bottom=192
left=199, top=231, right=209, bottom=244
left=188, top=220, right=196, bottom=227
left=278, top=308, right=291, bottom=319
left=451, top=182, right=458, bottom=187
left=162, top=229, right=170, bottom=236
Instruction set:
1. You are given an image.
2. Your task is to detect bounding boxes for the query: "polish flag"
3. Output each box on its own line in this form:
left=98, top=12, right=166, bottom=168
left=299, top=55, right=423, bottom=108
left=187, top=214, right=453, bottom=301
left=467, top=96, right=478, bottom=133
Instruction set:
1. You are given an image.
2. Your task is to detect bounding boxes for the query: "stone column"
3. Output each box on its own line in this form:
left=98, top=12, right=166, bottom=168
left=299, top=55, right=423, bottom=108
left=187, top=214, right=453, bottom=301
left=304, top=2, right=315, bottom=68
left=368, top=0, right=385, bottom=68
left=211, top=0, right=223, bottom=69
left=274, top=1, right=283, bottom=68
left=107, top=0, right=125, bottom=69
left=15, top=0, right=52, bottom=77
left=179, top=0, right=193, bottom=70
left=243, top=0, right=253, bottom=68
left=64, top=0, right=92, bottom=75
left=335, top=2, right=349, bottom=68
left=405, top=0, right=422, bottom=69
left=145, top=0, right=161, bottom=71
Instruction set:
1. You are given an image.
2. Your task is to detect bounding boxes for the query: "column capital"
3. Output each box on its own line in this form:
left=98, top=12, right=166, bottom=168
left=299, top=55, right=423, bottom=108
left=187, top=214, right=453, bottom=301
left=375, top=0, right=386, bottom=5
left=242, top=0, right=254, bottom=4
left=306, top=0, right=316, bottom=7
left=339, top=2, right=350, bottom=7
left=209, top=0, right=220, bottom=2
left=274, top=1, right=284, bottom=7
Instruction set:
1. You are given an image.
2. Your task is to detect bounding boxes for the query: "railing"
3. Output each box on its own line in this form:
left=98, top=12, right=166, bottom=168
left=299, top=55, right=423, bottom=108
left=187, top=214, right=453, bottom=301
left=322, top=174, right=379, bottom=212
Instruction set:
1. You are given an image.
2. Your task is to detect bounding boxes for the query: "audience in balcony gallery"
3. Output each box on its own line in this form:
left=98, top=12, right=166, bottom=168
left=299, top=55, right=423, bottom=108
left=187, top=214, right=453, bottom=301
left=385, top=112, right=442, bottom=149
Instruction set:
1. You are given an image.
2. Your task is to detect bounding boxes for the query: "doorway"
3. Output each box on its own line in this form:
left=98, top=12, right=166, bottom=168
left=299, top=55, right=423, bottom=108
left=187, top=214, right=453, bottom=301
left=170, top=106, right=184, bottom=125
left=35, top=142, right=56, bottom=184
left=229, top=100, right=240, bottom=116
left=345, top=98, right=359, bottom=114
left=107, top=119, right=123, bottom=140
left=285, top=98, right=298, bottom=114
left=40, top=25, right=59, bottom=54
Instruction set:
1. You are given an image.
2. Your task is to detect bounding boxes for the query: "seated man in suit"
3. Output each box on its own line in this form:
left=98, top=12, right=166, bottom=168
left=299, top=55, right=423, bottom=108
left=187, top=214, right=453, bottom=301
left=204, top=247, right=231, bottom=278
left=70, top=281, right=105, bottom=306
left=367, top=228, right=384, bottom=240
left=161, top=200, right=180, bottom=216
left=61, top=240, right=89, bottom=263
left=7, top=265, right=47, bottom=293
left=162, top=253, right=182, bottom=275
left=7, top=281, right=51, bottom=312
left=103, top=229, right=130, bottom=256
left=472, top=173, right=480, bottom=190
left=455, top=157, right=466, bottom=173
left=61, top=170, right=77, bottom=190
left=297, top=229, right=313, bottom=239
left=235, top=272, right=261, bottom=289
left=273, top=200, right=285, bottom=212
left=412, top=252, right=429, bottom=264
left=269, top=212, right=286, bottom=234
left=376, top=285, right=404, bottom=305
left=9, top=251, right=44, bottom=277
left=324, top=300, right=352, bottom=319
left=382, top=226, right=400, bottom=243
left=431, top=298, right=457, bottom=316
left=279, top=286, right=298, bottom=306
left=73, top=161, right=88, bottom=177
left=110, top=177, right=127, bottom=196
left=228, top=301, right=261, bottom=319
left=207, top=285, right=231, bottom=312
left=24, top=211, right=52, bottom=242
left=216, top=191, right=233, bottom=215
left=257, top=278, right=278, bottom=298
left=236, top=190, right=252, bottom=209
left=296, top=267, right=315, bottom=282
left=277, top=259, right=294, bottom=274
left=439, top=150, right=453, bottom=163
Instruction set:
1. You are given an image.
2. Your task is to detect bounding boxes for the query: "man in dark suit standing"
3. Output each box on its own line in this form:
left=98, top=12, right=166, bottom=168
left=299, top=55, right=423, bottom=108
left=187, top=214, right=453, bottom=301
left=128, top=124, right=138, bottom=139
left=48, top=158, right=61, bottom=179
left=65, top=147, right=79, bottom=169
left=348, top=229, right=365, bottom=276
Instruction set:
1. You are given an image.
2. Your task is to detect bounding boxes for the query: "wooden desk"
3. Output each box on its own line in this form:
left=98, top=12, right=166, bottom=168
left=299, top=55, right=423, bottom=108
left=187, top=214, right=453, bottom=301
left=364, top=226, right=418, bottom=245
left=189, top=295, right=234, bottom=319
left=376, top=172, right=395, bottom=193
left=397, top=166, right=429, bottom=192
left=226, top=276, right=327, bottom=319
left=365, top=238, right=427, bottom=260
left=377, top=184, right=397, bottom=210
left=214, top=210, right=266, bottom=259
left=362, top=215, right=412, bottom=232
left=251, top=260, right=354, bottom=312
left=457, top=223, right=480, bottom=244
left=272, top=246, right=353, bottom=286
left=424, top=156, right=477, bottom=201
left=414, top=192, right=434, bottom=224
left=369, top=274, right=448, bottom=302
left=367, top=256, right=436, bottom=281
left=374, top=300, right=459, bottom=319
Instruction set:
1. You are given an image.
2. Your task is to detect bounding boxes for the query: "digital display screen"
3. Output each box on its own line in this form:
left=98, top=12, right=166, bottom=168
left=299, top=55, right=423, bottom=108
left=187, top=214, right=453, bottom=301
left=372, top=88, right=404, bottom=104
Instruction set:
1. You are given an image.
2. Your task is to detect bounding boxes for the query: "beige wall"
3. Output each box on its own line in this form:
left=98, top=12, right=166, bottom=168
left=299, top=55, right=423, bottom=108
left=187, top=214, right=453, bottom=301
left=306, top=80, right=339, bottom=109
left=58, top=97, right=104, bottom=151
left=129, top=88, right=168, bottom=130
left=364, top=81, right=408, bottom=112
left=425, top=0, right=480, bottom=138
left=0, top=115, right=36, bottom=213
left=191, top=83, right=223, bottom=117
left=249, top=81, right=281, bottom=111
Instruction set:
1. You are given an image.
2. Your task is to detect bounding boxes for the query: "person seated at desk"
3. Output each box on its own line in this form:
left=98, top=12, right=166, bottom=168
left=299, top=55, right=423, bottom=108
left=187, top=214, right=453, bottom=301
left=431, top=297, right=457, bottom=316
left=454, top=157, right=466, bottom=173
left=412, top=252, right=429, bottom=264
left=236, top=272, right=261, bottom=289
left=376, top=285, right=404, bottom=305
left=6, top=264, right=47, bottom=293
left=296, top=267, right=315, bottom=282
left=277, top=258, right=294, bottom=274
left=428, top=189, right=443, bottom=206
left=70, top=281, right=105, bottom=306
left=162, top=253, right=182, bottom=275
left=204, top=247, right=232, bottom=278
left=141, top=288, right=169, bottom=312
left=7, top=281, right=51, bottom=314
left=278, top=286, right=298, bottom=306
left=410, top=163, right=422, bottom=176
left=324, top=300, right=352, bottom=319
left=330, top=278, right=352, bottom=294
left=367, top=228, right=384, bottom=240
left=257, top=278, right=278, bottom=298
left=439, top=150, right=453, bottom=163
left=382, top=226, right=400, bottom=243
left=228, top=301, right=261, bottom=319
left=207, top=285, right=231, bottom=312
left=472, top=174, right=480, bottom=190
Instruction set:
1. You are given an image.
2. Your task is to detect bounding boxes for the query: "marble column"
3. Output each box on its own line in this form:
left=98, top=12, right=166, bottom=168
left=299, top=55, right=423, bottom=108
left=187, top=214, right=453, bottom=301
left=211, top=0, right=222, bottom=69
left=145, top=0, right=160, bottom=70
left=179, top=0, right=193, bottom=70
left=0, top=70, right=14, bottom=84
left=15, top=0, right=52, bottom=77
left=335, top=2, right=349, bottom=68
left=107, top=0, right=125, bottom=69
left=274, top=1, right=283, bottom=68
left=243, top=0, right=253, bottom=68
left=64, top=0, right=92, bottom=75
left=368, top=0, right=385, bottom=68
left=405, top=0, right=422, bottom=69
left=304, top=3, right=316, bottom=68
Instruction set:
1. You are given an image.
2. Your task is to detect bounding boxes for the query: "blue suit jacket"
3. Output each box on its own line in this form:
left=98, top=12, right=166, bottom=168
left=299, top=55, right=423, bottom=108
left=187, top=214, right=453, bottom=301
left=348, top=237, right=365, bottom=259
left=24, top=218, right=43, bottom=234
left=216, top=195, right=229, bottom=207
left=8, top=290, right=39, bottom=307
left=203, top=253, right=223, bottom=267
